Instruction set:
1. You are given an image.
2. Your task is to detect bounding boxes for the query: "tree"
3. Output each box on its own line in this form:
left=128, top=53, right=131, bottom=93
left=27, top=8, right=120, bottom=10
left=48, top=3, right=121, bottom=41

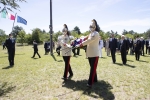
left=11, top=26, right=23, bottom=38
left=32, top=28, right=42, bottom=43
left=128, top=30, right=135, bottom=34
left=0, top=29, right=7, bottom=44
left=122, top=29, right=128, bottom=35
left=144, top=29, right=150, bottom=39
left=73, top=26, right=81, bottom=35
left=18, top=30, right=26, bottom=44
left=0, top=0, right=26, bottom=12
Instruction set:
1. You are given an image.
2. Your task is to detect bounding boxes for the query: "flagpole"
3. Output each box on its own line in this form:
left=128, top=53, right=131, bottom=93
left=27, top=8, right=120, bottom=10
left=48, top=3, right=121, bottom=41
left=11, top=13, right=17, bottom=35
left=50, top=0, right=53, bottom=55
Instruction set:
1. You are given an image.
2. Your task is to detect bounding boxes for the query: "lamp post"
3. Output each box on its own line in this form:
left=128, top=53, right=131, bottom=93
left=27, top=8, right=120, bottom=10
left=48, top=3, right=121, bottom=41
left=49, top=0, right=53, bottom=55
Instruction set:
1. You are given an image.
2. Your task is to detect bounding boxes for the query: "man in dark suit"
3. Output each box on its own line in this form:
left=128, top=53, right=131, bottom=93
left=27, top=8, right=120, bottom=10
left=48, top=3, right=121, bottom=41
left=140, top=37, right=145, bottom=56
left=120, top=35, right=129, bottom=65
left=109, top=34, right=118, bottom=63
left=145, top=38, right=150, bottom=54
left=134, top=36, right=142, bottom=61
left=5, top=34, right=16, bottom=66
left=44, top=41, right=48, bottom=55
left=31, top=40, right=41, bottom=58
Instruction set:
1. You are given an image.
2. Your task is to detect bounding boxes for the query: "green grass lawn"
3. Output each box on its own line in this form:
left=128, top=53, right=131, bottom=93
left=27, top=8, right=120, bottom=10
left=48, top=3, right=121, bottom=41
left=0, top=45, right=150, bottom=100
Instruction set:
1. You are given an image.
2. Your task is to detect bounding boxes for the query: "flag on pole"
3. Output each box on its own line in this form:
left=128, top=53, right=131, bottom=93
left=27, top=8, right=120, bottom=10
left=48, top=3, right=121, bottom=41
left=8, top=13, right=15, bottom=20
left=17, top=16, right=27, bottom=25
left=1, top=10, right=7, bottom=18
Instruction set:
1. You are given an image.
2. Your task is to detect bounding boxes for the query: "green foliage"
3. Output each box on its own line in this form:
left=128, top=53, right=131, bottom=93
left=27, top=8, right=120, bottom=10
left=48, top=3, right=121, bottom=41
left=0, top=29, right=7, bottom=44
left=31, top=28, right=43, bottom=43
left=144, top=29, right=150, bottom=39
left=0, top=0, right=26, bottom=12
left=53, top=31, right=62, bottom=42
left=73, top=26, right=81, bottom=35
left=11, top=26, right=23, bottom=38
left=18, top=30, right=26, bottom=44
left=24, top=33, right=32, bottom=44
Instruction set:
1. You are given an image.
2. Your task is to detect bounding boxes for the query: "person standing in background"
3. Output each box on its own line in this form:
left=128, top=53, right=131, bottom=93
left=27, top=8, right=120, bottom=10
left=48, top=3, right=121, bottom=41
left=109, top=34, right=118, bottom=63
left=99, top=36, right=103, bottom=58
left=134, top=36, right=142, bottom=61
left=140, top=37, right=145, bottom=56
left=105, top=38, right=110, bottom=56
left=120, top=35, right=129, bottom=65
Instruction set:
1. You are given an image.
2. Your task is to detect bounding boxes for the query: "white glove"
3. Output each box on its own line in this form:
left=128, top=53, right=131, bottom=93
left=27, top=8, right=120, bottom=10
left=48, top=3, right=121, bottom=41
left=66, top=44, right=72, bottom=48
left=75, top=44, right=80, bottom=48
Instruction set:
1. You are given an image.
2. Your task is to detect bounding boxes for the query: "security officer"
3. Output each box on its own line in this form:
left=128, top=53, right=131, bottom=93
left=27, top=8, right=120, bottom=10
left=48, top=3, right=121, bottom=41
left=5, top=34, right=16, bottom=66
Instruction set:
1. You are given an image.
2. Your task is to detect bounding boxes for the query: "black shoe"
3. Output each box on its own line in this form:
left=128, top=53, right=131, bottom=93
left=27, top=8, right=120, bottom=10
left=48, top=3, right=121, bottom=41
left=68, top=75, right=73, bottom=79
left=39, top=57, right=41, bottom=58
left=61, top=77, right=68, bottom=80
left=86, top=84, right=92, bottom=88
left=94, top=80, right=97, bottom=82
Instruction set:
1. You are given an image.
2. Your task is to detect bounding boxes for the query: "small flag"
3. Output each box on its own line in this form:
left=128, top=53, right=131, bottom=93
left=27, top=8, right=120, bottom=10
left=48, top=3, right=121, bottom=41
left=1, top=10, right=7, bottom=18
left=17, top=16, right=27, bottom=25
left=8, top=13, right=15, bottom=20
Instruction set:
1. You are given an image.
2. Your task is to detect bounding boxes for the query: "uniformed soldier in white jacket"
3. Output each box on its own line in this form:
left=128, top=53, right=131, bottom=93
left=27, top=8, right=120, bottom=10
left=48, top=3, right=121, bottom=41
left=99, top=36, right=103, bottom=58
left=59, top=24, right=74, bottom=80
left=76, top=19, right=100, bottom=87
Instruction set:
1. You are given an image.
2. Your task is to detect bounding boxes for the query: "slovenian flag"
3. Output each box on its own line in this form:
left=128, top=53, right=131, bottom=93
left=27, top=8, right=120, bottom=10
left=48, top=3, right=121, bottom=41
left=8, top=13, right=15, bottom=20
left=17, top=16, right=27, bottom=25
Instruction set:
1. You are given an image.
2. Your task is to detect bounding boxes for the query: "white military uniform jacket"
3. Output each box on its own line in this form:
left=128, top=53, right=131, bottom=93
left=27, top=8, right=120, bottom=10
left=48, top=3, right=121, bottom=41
left=99, top=40, right=103, bottom=49
left=58, top=35, right=72, bottom=56
left=82, top=31, right=100, bottom=57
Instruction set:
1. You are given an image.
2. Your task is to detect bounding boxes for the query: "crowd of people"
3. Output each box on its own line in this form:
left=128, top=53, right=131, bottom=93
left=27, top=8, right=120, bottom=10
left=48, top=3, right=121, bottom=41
left=2, top=19, right=150, bottom=88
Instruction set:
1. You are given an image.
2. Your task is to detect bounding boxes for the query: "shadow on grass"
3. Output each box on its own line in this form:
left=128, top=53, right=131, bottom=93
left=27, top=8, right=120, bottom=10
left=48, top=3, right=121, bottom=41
left=139, top=60, right=148, bottom=63
left=115, top=63, right=123, bottom=66
left=127, top=60, right=134, bottom=62
left=0, top=82, right=16, bottom=97
left=124, top=64, right=136, bottom=68
left=2, top=66, right=14, bottom=69
left=100, top=57, right=107, bottom=59
left=51, top=54, right=57, bottom=61
left=57, top=60, right=63, bottom=62
left=0, top=56, right=8, bottom=58
left=15, top=53, right=25, bottom=55
left=58, top=80, right=114, bottom=100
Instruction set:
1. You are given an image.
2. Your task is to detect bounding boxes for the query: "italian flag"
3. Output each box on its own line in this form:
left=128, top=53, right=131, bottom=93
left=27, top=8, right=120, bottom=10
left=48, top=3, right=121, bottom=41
left=8, top=13, right=15, bottom=20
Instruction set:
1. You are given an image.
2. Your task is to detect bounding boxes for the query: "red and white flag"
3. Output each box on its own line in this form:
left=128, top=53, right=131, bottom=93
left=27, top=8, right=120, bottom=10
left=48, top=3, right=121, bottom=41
left=8, top=13, right=15, bottom=20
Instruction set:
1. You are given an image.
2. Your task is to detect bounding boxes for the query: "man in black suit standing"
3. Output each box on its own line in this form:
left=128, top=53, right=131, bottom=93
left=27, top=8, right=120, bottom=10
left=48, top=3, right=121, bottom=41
left=109, top=34, right=118, bottom=63
left=5, top=34, right=16, bottom=66
left=145, top=37, right=150, bottom=55
left=134, top=36, right=142, bottom=61
left=140, top=37, right=145, bottom=56
left=31, top=40, right=41, bottom=58
left=120, top=35, right=129, bottom=65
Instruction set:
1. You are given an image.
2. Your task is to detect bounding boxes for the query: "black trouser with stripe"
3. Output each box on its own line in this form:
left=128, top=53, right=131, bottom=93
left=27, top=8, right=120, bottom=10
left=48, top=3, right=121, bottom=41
left=88, top=57, right=99, bottom=85
left=63, top=56, right=73, bottom=78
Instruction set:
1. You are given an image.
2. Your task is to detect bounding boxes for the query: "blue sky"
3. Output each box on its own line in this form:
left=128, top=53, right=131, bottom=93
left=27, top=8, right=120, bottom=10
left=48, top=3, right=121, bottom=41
left=0, top=0, right=150, bottom=35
